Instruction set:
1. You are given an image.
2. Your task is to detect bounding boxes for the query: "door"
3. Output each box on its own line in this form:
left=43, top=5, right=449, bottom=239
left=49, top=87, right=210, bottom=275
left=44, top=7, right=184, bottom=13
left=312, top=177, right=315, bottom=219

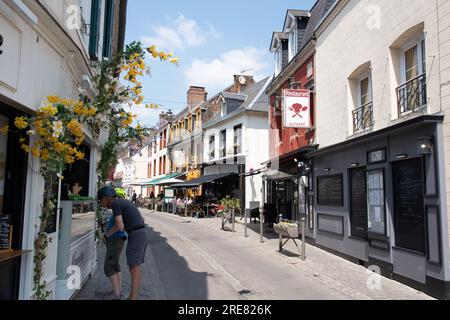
left=349, top=167, right=368, bottom=239
left=392, top=158, right=425, bottom=254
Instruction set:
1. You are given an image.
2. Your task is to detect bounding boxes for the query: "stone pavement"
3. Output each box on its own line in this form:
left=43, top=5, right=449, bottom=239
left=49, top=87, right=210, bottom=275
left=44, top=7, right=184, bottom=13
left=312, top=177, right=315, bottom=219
left=159, top=211, right=433, bottom=300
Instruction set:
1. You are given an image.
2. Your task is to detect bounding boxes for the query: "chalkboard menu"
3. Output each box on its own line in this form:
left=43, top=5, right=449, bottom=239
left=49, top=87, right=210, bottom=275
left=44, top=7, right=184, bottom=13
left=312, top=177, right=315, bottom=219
left=350, top=167, right=368, bottom=239
left=317, top=174, right=344, bottom=207
left=393, top=158, right=425, bottom=254
left=0, top=215, right=11, bottom=251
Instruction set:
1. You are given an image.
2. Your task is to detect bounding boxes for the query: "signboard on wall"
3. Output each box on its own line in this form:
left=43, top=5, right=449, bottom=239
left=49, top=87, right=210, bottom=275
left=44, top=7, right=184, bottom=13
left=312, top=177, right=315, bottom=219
left=283, top=89, right=311, bottom=128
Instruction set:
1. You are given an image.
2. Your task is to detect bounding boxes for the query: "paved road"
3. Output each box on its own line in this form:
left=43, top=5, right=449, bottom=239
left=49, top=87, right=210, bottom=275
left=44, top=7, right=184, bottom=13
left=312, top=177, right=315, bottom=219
left=77, top=210, right=433, bottom=300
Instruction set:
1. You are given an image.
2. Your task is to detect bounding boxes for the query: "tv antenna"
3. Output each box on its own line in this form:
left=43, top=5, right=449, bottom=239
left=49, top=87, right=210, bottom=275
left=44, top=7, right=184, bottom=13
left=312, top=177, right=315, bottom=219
left=240, top=68, right=254, bottom=74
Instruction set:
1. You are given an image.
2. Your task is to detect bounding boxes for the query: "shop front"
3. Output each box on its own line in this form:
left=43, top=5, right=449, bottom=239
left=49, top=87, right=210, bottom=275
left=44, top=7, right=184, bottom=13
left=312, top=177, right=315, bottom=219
left=308, top=115, right=450, bottom=299
left=0, top=105, right=29, bottom=300
left=263, top=147, right=315, bottom=234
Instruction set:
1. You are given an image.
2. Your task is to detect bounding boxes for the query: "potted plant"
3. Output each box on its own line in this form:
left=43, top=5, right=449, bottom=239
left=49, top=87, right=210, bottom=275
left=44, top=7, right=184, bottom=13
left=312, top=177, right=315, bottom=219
left=219, top=197, right=240, bottom=221
left=273, top=220, right=299, bottom=238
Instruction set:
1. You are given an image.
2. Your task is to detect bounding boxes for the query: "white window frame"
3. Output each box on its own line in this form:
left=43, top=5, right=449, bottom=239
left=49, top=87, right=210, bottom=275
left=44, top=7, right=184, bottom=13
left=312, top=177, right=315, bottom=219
left=399, top=36, right=426, bottom=85
left=274, top=46, right=283, bottom=76
left=357, top=72, right=373, bottom=108
left=288, top=23, right=297, bottom=61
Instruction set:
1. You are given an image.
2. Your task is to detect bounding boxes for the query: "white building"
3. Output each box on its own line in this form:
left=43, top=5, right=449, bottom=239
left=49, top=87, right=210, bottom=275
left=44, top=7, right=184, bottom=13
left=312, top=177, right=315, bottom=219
left=310, top=0, right=450, bottom=298
left=0, top=0, right=127, bottom=300
left=202, top=76, right=272, bottom=210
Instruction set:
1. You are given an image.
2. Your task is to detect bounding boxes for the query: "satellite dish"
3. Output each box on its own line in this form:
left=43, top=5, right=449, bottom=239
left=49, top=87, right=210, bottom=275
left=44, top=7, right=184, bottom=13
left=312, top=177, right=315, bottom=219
left=238, top=75, right=247, bottom=85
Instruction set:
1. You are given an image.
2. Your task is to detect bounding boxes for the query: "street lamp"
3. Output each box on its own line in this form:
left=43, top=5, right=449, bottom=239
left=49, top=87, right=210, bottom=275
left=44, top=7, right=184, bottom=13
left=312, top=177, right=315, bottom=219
left=417, top=136, right=433, bottom=155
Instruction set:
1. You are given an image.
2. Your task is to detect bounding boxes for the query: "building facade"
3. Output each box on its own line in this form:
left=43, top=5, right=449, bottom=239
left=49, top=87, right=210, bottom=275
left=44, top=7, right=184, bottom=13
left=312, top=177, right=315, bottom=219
left=264, top=0, right=335, bottom=225
left=202, top=76, right=272, bottom=210
left=0, top=0, right=127, bottom=300
left=310, top=0, right=450, bottom=299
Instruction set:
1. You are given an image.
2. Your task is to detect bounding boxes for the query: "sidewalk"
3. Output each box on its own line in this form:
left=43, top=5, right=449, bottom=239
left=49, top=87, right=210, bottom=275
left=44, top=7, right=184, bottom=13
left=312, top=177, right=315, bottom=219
left=153, top=210, right=433, bottom=300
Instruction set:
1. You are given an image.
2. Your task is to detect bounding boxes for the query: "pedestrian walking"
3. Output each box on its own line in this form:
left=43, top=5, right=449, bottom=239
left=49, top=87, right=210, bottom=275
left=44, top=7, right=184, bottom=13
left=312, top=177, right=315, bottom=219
left=98, top=186, right=148, bottom=300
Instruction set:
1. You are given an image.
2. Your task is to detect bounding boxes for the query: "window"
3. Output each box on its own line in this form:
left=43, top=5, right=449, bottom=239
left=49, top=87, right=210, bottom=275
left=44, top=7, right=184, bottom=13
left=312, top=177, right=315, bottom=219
left=233, top=125, right=242, bottom=155
left=288, top=27, right=297, bottom=61
left=367, top=169, right=386, bottom=235
left=192, top=114, right=197, bottom=131
left=148, top=163, right=152, bottom=178
left=352, top=71, right=374, bottom=133
left=220, top=130, right=227, bottom=158
left=307, top=62, right=314, bottom=79
left=153, top=159, right=156, bottom=177
left=209, top=135, right=215, bottom=160
left=398, top=38, right=427, bottom=115
left=221, top=101, right=227, bottom=117
left=88, top=0, right=101, bottom=60
left=275, top=48, right=282, bottom=76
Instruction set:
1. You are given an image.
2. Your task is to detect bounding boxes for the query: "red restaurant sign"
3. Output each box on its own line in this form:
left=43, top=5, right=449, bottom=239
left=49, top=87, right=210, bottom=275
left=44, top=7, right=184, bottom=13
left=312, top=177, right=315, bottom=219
left=283, top=89, right=311, bottom=129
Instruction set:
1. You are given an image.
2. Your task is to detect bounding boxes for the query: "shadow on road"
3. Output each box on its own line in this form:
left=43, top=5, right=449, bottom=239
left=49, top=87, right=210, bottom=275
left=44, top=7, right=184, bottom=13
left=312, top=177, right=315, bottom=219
left=75, top=225, right=208, bottom=300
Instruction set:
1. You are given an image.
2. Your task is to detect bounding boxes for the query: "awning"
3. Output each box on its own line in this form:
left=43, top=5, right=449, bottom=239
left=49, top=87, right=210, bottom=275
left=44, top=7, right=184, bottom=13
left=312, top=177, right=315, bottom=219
left=139, top=172, right=186, bottom=186
left=262, top=170, right=294, bottom=181
left=172, top=172, right=237, bottom=188
left=154, top=178, right=184, bottom=186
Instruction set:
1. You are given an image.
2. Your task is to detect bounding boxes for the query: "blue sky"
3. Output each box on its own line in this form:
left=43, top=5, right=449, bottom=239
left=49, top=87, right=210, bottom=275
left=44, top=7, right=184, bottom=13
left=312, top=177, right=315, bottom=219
left=125, top=0, right=316, bottom=126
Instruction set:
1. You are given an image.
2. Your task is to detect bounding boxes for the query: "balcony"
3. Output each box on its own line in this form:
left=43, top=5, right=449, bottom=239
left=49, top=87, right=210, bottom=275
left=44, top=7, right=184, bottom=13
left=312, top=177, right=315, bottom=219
left=396, top=73, right=427, bottom=117
left=352, top=102, right=374, bottom=133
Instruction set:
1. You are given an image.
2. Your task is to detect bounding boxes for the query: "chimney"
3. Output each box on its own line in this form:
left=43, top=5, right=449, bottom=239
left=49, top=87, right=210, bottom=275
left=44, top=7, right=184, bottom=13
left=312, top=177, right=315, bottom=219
left=187, top=86, right=207, bottom=108
left=230, top=75, right=255, bottom=93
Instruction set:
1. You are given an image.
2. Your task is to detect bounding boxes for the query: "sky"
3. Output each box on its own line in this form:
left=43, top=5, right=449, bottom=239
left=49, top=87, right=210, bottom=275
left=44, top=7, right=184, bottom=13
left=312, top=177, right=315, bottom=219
left=125, top=0, right=317, bottom=126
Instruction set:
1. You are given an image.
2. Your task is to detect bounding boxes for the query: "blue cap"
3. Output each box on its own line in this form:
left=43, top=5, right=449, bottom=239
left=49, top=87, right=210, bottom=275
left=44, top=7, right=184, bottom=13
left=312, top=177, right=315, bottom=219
left=97, top=186, right=117, bottom=200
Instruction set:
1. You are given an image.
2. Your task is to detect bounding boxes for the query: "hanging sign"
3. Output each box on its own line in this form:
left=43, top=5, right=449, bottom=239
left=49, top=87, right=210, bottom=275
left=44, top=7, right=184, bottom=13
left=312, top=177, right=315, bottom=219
left=283, top=89, right=311, bottom=128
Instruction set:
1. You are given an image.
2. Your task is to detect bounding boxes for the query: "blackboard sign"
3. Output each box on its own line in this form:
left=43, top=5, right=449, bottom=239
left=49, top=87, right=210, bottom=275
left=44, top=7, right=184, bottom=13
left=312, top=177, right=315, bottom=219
left=393, top=158, right=425, bottom=254
left=350, top=167, right=368, bottom=239
left=0, top=215, right=11, bottom=250
left=317, top=174, right=344, bottom=207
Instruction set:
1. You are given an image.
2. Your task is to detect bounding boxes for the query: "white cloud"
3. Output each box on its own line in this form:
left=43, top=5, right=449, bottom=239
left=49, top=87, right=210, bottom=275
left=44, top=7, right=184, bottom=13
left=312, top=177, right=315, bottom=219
left=184, top=47, right=271, bottom=93
left=142, top=13, right=219, bottom=50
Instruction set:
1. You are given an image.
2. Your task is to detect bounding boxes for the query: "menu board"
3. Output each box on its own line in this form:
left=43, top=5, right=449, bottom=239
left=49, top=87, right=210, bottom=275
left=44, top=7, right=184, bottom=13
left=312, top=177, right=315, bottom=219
left=0, top=215, right=11, bottom=251
left=350, top=167, right=368, bottom=238
left=317, top=175, right=344, bottom=207
left=367, top=170, right=385, bottom=235
left=393, top=159, right=425, bottom=253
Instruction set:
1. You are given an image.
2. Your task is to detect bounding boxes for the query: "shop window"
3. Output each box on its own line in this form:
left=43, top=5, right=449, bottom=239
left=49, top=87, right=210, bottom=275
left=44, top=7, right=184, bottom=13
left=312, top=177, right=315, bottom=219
left=349, top=167, right=368, bottom=239
left=367, top=169, right=386, bottom=236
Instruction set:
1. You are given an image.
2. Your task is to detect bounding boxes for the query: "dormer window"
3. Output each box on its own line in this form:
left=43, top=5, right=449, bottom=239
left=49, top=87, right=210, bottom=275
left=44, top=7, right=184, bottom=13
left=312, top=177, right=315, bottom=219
left=221, top=100, right=227, bottom=117
left=275, top=47, right=283, bottom=76
left=288, top=23, right=298, bottom=61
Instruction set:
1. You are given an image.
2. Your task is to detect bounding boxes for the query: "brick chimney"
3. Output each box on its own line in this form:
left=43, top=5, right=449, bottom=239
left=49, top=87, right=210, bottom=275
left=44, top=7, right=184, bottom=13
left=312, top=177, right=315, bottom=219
left=187, top=86, right=207, bottom=107
left=229, top=75, right=255, bottom=93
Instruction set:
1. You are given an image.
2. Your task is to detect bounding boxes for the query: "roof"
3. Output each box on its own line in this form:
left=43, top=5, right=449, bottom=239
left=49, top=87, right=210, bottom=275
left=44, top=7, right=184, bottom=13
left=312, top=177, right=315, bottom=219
left=302, top=0, right=336, bottom=47
left=203, top=76, right=272, bottom=129
left=220, top=92, right=247, bottom=101
left=283, top=9, right=311, bottom=32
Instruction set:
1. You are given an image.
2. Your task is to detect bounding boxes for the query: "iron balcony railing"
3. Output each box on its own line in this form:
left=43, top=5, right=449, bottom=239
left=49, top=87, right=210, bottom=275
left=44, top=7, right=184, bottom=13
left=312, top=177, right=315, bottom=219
left=352, top=102, right=374, bottom=133
left=396, top=73, right=427, bottom=117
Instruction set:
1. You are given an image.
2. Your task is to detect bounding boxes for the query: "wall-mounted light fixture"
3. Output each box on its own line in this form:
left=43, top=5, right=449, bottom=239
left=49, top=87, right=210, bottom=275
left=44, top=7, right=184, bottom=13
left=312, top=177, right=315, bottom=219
left=351, top=163, right=359, bottom=167
left=396, top=154, right=408, bottom=159
left=417, top=136, right=433, bottom=155
left=324, top=168, right=331, bottom=173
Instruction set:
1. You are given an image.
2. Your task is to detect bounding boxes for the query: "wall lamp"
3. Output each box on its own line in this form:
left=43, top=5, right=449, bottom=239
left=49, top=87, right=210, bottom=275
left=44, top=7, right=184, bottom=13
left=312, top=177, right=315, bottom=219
left=396, top=154, right=408, bottom=159
left=324, top=168, right=331, bottom=173
left=417, top=136, right=433, bottom=155
left=351, top=163, right=359, bottom=167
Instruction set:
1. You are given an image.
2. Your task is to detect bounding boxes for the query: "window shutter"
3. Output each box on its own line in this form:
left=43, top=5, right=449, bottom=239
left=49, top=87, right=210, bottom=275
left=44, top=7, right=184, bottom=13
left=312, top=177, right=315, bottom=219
left=89, top=0, right=101, bottom=60
left=103, top=0, right=115, bottom=58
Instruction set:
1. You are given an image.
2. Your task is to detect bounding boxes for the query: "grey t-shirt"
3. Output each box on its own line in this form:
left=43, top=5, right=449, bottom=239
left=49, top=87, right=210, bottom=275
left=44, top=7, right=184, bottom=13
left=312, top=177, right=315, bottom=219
left=111, top=199, right=145, bottom=231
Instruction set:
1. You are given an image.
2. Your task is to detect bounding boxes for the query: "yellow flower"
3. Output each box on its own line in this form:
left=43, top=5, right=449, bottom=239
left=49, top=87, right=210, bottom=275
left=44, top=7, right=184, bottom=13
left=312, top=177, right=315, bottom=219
left=47, top=96, right=60, bottom=104
left=30, top=147, right=41, bottom=158
left=21, top=144, right=30, bottom=153
left=39, top=105, right=58, bottom=117
left=75, top=136, right=84, bottom=146
left=41, top=149, right=50, bottom=161
left=75, top=151, right=85, bottom=160
left=67, top=119, right=83, bottom=138
left=0, top=125, right=8, bottom=135
left=14, top=117, right=28, bottom=130
left=170, top=57, right=179, bottom=64
left=148, top=45, right=156, bottom=53
left=64, top=154, right=75, bottom=164
left=19, top=137, right=26, bottom=144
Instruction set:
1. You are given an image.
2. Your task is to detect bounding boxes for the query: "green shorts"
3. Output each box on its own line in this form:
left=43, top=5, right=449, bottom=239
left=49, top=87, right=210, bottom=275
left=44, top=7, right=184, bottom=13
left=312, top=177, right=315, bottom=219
left=104, top=237, right=125, bottom=277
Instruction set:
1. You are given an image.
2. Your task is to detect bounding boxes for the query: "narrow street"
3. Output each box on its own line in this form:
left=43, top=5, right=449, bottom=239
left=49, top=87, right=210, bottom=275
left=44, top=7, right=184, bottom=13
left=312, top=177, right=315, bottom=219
left=76, top=210, right=433, bottom=300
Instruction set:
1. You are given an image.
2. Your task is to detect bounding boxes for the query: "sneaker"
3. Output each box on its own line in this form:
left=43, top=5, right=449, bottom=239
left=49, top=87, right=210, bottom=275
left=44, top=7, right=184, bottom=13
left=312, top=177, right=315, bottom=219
left=104, top=292, right=121, bottom=300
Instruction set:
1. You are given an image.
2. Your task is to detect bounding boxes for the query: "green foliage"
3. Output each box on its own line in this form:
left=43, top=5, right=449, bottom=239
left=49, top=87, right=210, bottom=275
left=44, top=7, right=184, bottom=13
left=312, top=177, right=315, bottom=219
left=219, top=197, right=241, bottom=211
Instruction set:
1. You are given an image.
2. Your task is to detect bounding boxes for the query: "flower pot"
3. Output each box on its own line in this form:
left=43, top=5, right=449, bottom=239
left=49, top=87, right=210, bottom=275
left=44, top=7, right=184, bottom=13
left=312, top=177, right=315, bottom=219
left=274, top=223, right=299, bottom=239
